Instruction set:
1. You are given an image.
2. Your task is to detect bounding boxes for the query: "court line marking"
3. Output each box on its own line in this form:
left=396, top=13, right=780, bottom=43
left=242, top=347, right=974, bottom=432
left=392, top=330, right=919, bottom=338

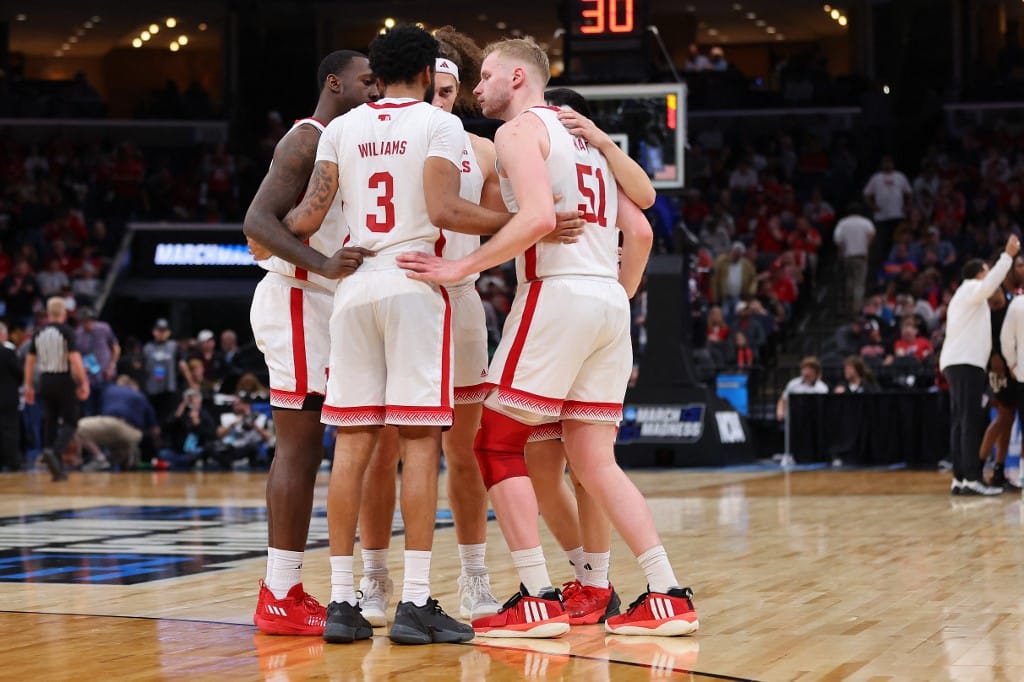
left=0, top=609, right=760, bottom=681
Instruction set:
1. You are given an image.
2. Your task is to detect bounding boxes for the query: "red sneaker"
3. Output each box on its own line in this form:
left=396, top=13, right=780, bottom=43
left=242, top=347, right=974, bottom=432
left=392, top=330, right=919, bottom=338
left=563, top=582, right=621, bottom=625
left=254, top=580, right=328, bottom=636
left=604, top=587, right=698, bottom=637
left=472, top=584, right=571, bottom=638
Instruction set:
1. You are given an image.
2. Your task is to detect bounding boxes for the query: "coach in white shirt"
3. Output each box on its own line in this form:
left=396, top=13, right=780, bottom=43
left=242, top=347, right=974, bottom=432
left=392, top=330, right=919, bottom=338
left=940, top=235, right=1020, bottom=495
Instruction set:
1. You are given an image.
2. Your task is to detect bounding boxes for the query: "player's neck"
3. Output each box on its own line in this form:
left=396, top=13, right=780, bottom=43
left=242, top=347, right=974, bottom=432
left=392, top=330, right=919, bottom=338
left=505, top=93, right=545, bottom=121
left=381, top=83, right=424, bottom=101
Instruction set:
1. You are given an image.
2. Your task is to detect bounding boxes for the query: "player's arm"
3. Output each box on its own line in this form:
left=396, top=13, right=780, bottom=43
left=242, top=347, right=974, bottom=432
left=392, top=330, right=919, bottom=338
left=283, top=160, right=339, bottom=240
left=558, top=109, right=656, bottom=209
left=243, top=127, right=334, bottom=271
left=400, top=115, right=556, bottom=283
left=474, top=133, right=583, bottom=243
left=475, top=135, right=506, bottom=214
left=616, top=184, right=654, bottom=298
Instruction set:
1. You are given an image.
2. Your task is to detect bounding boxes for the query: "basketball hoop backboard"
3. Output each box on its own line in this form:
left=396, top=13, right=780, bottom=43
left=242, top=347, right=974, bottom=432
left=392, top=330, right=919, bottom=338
left=569, top=83, right=686, bottom=190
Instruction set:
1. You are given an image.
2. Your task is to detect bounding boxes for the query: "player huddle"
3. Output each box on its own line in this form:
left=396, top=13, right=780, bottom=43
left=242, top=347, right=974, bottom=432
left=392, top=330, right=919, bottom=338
left=244, top=24, right=698, bottom=646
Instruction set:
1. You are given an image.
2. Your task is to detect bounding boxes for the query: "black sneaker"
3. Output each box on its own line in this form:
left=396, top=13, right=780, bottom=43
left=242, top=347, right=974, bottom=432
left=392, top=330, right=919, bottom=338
left=39, top=449, right=66, bottom=482
left=389, top=597, right=474, bottom=645
left=323, top=601, right=373, bottom=644
left=991, top=465, right=1022, bottom=492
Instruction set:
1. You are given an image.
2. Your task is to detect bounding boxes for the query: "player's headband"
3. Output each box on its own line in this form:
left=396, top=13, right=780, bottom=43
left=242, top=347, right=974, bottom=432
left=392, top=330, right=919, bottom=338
left=435, top=58, right=460, bottom=84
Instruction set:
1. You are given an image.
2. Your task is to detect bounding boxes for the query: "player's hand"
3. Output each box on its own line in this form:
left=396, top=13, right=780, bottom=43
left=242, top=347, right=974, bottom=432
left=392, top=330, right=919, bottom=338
left=991, top=354, right=1007, bottom=376
left=557, top=110, right=613, bottom=149
left=1006, top=234, right=1020, bottom=257
left=23, top=386, right=34, bottom=405
left=76, top=383, right=90, bottom=401
left=546, top=209, right=585, bottom=244
left=397, top=252, right=466, bottom=285
left=320, top=247, right=375, bottom=279
left=247, top=237, right=272, bottom=261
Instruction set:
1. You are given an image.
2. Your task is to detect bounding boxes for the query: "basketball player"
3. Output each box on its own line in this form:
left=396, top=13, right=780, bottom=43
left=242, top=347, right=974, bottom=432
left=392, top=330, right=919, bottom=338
left=354, top=30, right=504, bottom=627
left=398, top=38, right=698, bottom=638
left=244, top=50, right=379, bottom=637
left=284, top=25, right=508, bottom=646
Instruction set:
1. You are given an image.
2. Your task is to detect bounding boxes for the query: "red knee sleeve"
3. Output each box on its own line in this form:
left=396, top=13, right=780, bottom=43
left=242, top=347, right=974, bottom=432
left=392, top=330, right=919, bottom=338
left=474, top=407, right=532, bottom=489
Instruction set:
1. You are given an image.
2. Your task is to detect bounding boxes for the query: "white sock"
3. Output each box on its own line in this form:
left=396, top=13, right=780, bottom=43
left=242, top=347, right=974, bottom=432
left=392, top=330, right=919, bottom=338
left=402, top=550, right=432, bottom=606
left=566, top=546, right=586, bottom=582
left=264, top=547, right=273, bottom=584
left=581, top=550, right=610, bottom=589
left=511, top=547, right=552, bottom=597
left=637, top=545, right=678, bottom=594
left=362, top=548, right=389, bottom=579
left=330, top=555, right=356, bottom=605
left=267, top=548, right=304, bottom=599
left=459, top=543, right=487, bottom=577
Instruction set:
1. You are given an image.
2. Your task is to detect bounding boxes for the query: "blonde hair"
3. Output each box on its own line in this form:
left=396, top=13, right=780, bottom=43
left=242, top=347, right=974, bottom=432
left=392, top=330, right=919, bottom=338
left=46, top=297, right=66, bottom=320
left=483, top=37, right=550, bottom=87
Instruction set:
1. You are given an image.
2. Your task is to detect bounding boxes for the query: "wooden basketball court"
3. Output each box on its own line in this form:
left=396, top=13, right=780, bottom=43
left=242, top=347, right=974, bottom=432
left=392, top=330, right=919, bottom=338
left=0, top=466, right=1019, bottom=680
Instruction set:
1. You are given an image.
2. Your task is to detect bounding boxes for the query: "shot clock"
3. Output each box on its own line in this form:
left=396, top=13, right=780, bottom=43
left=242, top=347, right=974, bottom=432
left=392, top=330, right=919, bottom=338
left=561, top=0, right=650, bottom=84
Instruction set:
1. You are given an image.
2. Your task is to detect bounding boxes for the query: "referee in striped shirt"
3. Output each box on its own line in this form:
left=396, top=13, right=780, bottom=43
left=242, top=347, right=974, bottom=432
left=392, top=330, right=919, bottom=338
left=24, top=297, right=90, bottom=481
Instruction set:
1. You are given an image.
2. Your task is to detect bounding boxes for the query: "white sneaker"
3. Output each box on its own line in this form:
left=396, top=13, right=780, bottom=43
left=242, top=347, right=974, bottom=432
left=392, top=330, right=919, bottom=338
left=959, top=480, right=1003, bottom=496
left=358, top=575, right=393, bottom=627
left=950, top=478, right=963, bottom=495
left=458, top=573, right=500, bottom=620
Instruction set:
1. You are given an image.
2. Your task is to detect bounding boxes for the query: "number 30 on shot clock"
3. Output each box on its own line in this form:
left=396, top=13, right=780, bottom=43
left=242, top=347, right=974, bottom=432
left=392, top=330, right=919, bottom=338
left=571, top=0, right=643, bottom=37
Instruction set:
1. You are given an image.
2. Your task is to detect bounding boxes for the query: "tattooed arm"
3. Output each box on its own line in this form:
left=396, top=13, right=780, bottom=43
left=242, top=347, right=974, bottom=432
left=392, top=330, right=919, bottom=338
left=283, top=160, right=339, bottom=240
left=243, top=125, right=340, bottom=274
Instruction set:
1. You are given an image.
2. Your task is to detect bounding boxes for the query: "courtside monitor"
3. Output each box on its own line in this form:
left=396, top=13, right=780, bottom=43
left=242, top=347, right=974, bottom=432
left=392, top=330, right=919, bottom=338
left=570, top=83, right=686, bottom=190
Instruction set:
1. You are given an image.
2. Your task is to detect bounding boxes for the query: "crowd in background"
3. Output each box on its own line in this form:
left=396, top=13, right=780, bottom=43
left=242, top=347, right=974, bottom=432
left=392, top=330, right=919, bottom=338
left=3, top=66, right=1024, bottom=470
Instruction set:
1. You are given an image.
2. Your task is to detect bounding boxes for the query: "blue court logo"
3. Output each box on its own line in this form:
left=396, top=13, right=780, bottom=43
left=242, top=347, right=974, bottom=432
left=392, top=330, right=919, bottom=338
left=0, top=505, right=459, bottom=585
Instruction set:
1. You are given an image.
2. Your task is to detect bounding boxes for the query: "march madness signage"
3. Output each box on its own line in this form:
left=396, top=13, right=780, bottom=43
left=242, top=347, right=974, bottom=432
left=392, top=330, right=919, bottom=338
left=617, top=403, right=705, bottom=443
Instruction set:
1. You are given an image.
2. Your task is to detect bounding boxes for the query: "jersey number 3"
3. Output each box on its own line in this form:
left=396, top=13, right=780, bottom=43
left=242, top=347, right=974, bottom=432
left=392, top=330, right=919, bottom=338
left=366, top=171, right=395, bottom=232
left=576, top=163, right=608, bottom=227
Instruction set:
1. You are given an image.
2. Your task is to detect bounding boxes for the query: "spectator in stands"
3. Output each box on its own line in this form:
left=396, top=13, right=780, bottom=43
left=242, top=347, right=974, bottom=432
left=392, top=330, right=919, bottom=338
left=142, top=318, right=183, bottom=426
left=217, top=329, right=243, bottom=394
left=733, top=330, right=754, bottom=369
left=776, top=356, right=829, bottom=421
left=708, top=46, right=729, bottom=72
left=787, top=216, right=822, bottom=276
left=835, top=317, right=867, bottom=357
left=711, top=242, right=757, bottom=320
left=942, top=235, right=1019, bottom=495
left=699, top=202, right=734, bottom=256
left=684, top=44, right=711, bottom=72
left=863, top=154, right=912, bottom=260
left=0, top=322, right=22, bottom=470
left=833, top=355, right=878, bottom=394
left=203, top=392, right=273, bottom=469
left=158, top=388, right=218, bottom=469
left=859, top=319, right=890, bottom=364
left=834, top=203, right=876, bottom=316
left=37, top=258, right=69, bottom=298
left=75, top=307, right=120, bottom=417
left=728, top=157, right=760, bottom=192
left=893, top=320, right=934, bottom=361
left=71, top=262, right=100, bottom=306
left=2, top=259, right=40, bottom=327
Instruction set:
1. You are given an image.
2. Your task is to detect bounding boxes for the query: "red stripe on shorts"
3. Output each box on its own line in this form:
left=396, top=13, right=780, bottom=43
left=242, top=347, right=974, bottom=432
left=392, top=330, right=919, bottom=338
left=500, top=280, right=542, bottom=388
left=524, top=245, right=538, bottom=281
left=440, top=286, right=452, bottom=409
left=289, top=287, right=308, bottom=396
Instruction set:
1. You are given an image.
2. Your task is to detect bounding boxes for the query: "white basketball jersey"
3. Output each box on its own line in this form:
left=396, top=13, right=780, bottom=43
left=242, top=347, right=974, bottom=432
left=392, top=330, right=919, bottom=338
left=500, top=106, right=619, bottom=282
left=317, top=98, right=464, bottom=258
left=257, top=117, right=348, bottom=292
left=442, top=132, right=484, bottom=286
